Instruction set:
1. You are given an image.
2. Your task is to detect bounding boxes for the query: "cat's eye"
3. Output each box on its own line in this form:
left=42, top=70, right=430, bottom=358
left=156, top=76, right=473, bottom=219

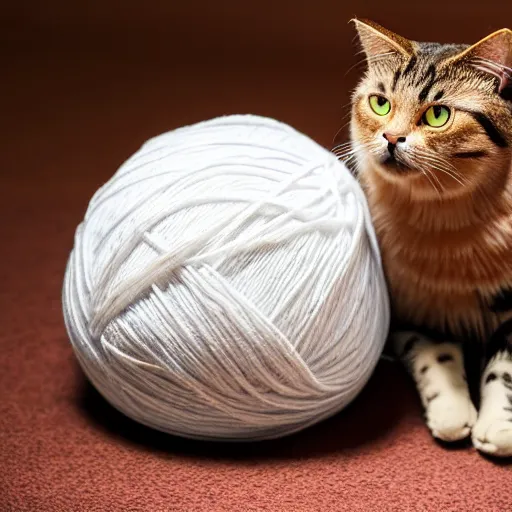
left=423, top=105, right=451, bottom=128
left=369, top=95, right=391, bottom=116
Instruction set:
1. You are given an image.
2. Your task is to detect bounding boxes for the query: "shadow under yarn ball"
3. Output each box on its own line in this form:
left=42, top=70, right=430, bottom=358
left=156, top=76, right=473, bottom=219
left=62, top=115, right=390, bottom=441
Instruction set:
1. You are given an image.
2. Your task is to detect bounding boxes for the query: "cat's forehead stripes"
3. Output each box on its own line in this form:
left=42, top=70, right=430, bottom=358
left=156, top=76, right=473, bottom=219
left=392, top=70, right=401, bottom=92
left=417, top=65, right=437, bottom=103
left=403, top=56, right=417, bottom=76
left=391, top=60, right=445, bottom=104
left=384, top=44, right=467, bottom=103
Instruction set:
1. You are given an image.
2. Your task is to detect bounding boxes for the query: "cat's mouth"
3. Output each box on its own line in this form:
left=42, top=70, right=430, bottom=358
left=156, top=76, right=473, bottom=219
left=379, top=154, right=414, bottom=174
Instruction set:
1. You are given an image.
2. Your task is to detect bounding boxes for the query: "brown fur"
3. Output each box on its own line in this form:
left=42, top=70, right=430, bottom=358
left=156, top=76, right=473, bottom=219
left=347, top=20, right=512, bottom=341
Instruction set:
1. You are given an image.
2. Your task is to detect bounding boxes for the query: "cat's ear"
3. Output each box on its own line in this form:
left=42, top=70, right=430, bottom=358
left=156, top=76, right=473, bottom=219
left=352, top=18, right=414, bottom=62
left=451, top=28, right=512, bottom=93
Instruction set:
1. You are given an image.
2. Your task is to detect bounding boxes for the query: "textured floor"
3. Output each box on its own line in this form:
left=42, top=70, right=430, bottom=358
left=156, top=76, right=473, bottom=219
left=2, top=9, right=512, bottom=510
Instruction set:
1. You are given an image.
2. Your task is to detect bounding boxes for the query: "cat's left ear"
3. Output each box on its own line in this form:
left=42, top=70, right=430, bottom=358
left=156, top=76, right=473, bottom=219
left=450, top=28, right=512, bottom=93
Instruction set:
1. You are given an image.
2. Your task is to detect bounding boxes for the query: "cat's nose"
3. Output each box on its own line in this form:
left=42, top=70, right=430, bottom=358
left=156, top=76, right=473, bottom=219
left=383, top=133, right=407, bottom=145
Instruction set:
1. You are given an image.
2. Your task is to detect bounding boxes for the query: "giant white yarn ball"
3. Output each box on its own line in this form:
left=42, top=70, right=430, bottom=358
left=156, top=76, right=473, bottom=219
left=63, top=115, right=390, bottom=441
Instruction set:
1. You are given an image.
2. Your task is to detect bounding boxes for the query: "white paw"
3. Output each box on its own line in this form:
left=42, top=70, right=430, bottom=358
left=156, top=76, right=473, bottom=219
left=472, top=417, right=512, bottom=457
left=426, top=391, right=477, bottom=442
left=472, top=353, right=512, bottom=457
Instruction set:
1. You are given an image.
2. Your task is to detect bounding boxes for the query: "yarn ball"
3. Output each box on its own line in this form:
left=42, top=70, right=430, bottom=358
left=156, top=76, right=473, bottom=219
left=62, top=114, right=390, bottom=441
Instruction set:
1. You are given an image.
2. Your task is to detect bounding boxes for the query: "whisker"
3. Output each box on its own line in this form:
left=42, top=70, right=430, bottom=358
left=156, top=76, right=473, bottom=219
left=411, top=148, right=467, bottom=184
left=344, top=52, right=395, bottom=76
left=344, top=58, right=369, bottom=77
left=338, top=100, right=354, bottom=112
left=332, top=141, right=376, bottom=168
left=414, top=154, right=466, bottom=187
left=334, top=149, right=361, bottom=162
left=368, top=52, right=396, bottom=62
left=332, top=140, right=363, bottom=155
left=407, top=145, right=466, bottom=183
left=331, top=142, right=353, bottom=153
left=415, top=156, right=461, bottom=178
left=332, top=146, right=356, bottom=157
left=332, top=120, right=353, bottom=141
left=424, top=164, right=443, bottom=190
left=353, top=48, right=368, bottom=58
left=349, top=158, right=365, bottom=177
left=411, top=158, right=444, bottom=195
left=332, top=139, right=354, bottom=149
left=428, top=164, right=459, bottom=187
left=412, top=147, right=459, bottom=170
left=420, top=168, right=442, bottom=196
left=395, top=149, right=442, bottom=194
left=436, top=169, right=465, bottom=186
left=420, top=159, right=466, bottom=186
left=332, top=103, right=355, bottom=144
left=351, top=34, right=362, bottom=46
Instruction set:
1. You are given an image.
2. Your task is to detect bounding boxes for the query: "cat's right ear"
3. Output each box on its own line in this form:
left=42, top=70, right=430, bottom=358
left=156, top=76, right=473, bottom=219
left=352, top=19, right=414, bottom=61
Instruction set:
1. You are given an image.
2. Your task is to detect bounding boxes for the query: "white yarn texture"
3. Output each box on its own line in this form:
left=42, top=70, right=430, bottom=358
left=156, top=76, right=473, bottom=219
left=63, top=115, right=390, bottom=441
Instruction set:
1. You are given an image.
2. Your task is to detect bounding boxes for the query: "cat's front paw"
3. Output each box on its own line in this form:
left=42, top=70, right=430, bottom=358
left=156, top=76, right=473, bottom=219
left=392, top=331, right=477, bottom=442
left=472, top=418, right=512, bottom=457
left=472, top=353, right=512, bottom=457
left=426, top=391, right=477, bottom=442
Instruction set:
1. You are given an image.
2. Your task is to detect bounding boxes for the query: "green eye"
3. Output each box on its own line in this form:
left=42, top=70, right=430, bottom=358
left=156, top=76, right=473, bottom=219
left=369, top=95, right=391, bottom=116
left=423, top=105, right=451, bottom=127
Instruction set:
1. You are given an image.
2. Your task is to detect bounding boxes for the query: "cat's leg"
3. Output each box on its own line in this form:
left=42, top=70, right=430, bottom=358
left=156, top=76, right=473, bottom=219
left=472, top=322, right=512, bottom=457
left=393, top=331, right=477, bottom=441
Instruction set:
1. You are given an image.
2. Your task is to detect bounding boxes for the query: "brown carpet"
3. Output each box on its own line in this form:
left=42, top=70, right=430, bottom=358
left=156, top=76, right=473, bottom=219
left=1, top=3, right=511, bottom=511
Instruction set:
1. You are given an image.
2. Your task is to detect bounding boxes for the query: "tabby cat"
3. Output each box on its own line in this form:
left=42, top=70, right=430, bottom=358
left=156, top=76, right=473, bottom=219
left=343, top=19, right=512, bottom=457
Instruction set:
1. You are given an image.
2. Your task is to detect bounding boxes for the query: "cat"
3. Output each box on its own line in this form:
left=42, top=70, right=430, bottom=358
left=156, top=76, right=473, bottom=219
left=341, top=18, right=512, bottom=457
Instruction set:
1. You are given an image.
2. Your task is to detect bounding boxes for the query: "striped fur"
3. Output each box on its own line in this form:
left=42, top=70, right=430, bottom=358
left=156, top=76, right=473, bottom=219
left=347, top=20, right=512, bottom=342
left=346, top=19, right=512, bottom=456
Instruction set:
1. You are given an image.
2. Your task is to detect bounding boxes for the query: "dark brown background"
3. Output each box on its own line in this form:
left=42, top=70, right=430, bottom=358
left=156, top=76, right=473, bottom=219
left=2, top=2, right=511, bottom=511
